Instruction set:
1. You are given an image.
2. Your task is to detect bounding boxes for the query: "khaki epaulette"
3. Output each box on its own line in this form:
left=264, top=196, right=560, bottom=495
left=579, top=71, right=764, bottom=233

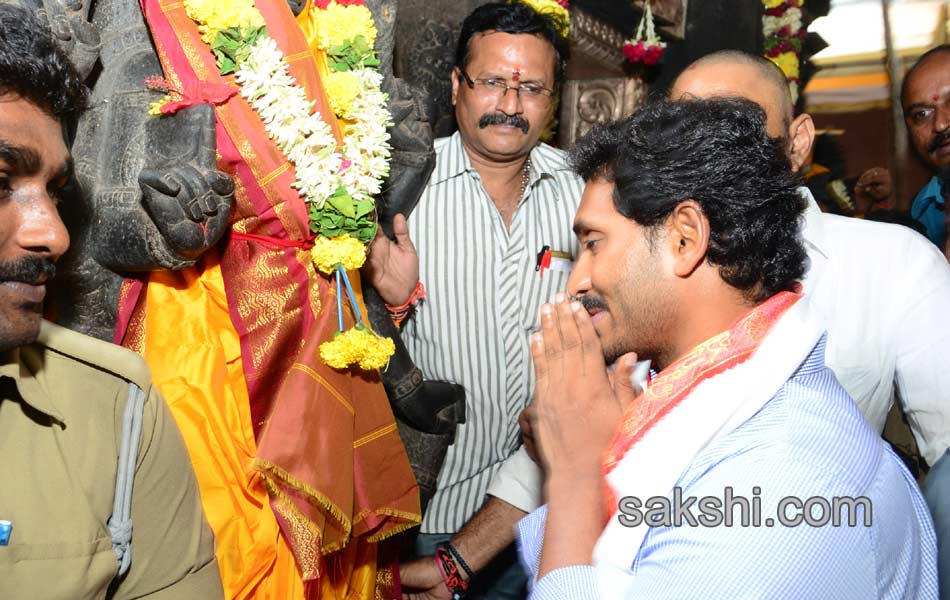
left=36, top=320, right=153, bottom=392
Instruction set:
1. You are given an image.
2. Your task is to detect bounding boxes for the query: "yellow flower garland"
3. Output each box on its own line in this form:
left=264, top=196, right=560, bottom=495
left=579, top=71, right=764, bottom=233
left=182, top=0, right=394, bottom=371
left=520, top=0, right=570, bottom=38
left=148, top=94, right=172, bottom=116
left=769, top=51, right=800, bottom=80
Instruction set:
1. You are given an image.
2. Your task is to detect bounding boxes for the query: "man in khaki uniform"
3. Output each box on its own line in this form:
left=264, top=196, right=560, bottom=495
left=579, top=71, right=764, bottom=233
left=0, top=5, right=223, bottom=598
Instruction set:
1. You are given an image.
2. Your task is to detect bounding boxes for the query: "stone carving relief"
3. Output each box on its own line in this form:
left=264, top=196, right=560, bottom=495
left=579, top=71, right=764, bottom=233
left=558, top=77, right=647, bottom=147
left=569, top=8, right=626, bottom=68
left=401, top=18, right=459, bottom=137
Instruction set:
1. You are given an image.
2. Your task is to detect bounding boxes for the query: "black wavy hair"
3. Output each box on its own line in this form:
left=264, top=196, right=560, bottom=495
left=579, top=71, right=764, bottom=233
left=570, top=98, right=807, bottom=303
left=0, top=4, right=88, bottom=123
left=455, top=1, right=569, bottom=85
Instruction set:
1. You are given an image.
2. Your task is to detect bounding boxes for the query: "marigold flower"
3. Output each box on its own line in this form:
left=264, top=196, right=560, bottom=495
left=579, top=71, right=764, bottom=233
left=324, top=71, right=361, bottom=120
left=309, top=2, right=377, bottom=50
left=310, top=236, right=367, bottom=275
left=319, top=326, right=395, bottom=370
left=148, top=94, right=172, bottom=116
left=183, top=0, right=265, bottom=43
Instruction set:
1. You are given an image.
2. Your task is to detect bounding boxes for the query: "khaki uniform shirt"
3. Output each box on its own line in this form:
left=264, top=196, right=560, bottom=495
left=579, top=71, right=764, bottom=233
left=0, top=321, right=223, bottom=599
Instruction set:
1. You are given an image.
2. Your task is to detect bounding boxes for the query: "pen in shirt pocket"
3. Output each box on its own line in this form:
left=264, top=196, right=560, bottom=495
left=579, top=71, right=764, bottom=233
left=535, top=245, right=574, bottom=279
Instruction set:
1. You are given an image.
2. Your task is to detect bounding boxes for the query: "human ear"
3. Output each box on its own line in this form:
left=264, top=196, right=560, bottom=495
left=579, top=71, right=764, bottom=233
left=451, top=67, right=461, bottom=107
left=787, top=113, right=815, bottom=173
left=666, top=200, right=709, bottom=278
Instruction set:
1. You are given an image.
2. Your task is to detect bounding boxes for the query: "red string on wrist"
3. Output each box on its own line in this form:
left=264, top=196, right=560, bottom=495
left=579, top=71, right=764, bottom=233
left=434, top=546, right=468, bottom=599
left=386, top=281, right=426, bottom=327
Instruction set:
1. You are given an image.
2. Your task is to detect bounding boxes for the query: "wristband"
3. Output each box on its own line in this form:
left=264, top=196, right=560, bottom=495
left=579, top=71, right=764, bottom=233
left=445, top=541, right=474, bottom=580
left=386, top=281, right=426, bottom=327
left=434, top=546, right=468, bottom=599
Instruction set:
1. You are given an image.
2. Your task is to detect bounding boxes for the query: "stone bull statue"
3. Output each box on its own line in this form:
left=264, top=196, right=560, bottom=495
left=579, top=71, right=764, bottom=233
left=20, top=0, right=463, bottom=510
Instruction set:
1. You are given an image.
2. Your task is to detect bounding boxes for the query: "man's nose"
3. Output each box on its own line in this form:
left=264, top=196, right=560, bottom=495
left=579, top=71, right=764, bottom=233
left=935, top=104, right=950, bottom=133
left=16, top=189, right=70, bottom=260
left=567, top=260, right=591, bottom=298
left=497, top=85, right=524, bottom=115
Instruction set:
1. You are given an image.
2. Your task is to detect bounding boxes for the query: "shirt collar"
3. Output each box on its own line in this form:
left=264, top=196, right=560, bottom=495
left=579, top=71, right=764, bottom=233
left=0, top=345, right=64, bottom=423
left=914, top=175, right=944, bottom=209
left=429, top=130, right=560, bottom=188
left=799, top=186, right=830, bottom=260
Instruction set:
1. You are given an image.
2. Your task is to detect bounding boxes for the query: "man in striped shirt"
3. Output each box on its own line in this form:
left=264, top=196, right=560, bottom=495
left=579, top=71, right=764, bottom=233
left=364, top=2, right=583, bottom=598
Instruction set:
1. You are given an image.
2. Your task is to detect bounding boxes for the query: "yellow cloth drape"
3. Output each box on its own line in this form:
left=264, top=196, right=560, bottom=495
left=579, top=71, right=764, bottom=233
left=142, top=251, right=382, bottom=599
left=143, top=251, right=306, bottom=600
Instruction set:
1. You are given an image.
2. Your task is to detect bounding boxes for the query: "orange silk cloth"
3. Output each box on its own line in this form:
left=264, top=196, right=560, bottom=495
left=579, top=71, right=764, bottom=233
left=127, top=0, right=421, bottom=596
left=602, top=291, right=801, bottom=514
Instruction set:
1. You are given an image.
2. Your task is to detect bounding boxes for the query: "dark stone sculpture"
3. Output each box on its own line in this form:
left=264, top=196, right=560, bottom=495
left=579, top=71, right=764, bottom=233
left=36, top=0, right=233, bottom=340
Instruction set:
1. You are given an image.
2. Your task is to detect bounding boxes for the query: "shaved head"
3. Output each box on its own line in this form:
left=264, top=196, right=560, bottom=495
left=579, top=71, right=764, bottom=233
left=669, top=50, right=813, bottom=172
left=670, top=50, right=794, bottom=137
left=901, top=44, right=950, bottom=107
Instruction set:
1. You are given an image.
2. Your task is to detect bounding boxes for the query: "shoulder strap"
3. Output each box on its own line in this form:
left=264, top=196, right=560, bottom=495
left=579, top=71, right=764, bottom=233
left=108, top=383, right=146, bottom=577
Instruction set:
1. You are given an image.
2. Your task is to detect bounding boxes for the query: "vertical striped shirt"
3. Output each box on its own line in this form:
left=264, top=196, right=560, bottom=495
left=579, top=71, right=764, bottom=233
left=403, top=131, right=584, bottom=533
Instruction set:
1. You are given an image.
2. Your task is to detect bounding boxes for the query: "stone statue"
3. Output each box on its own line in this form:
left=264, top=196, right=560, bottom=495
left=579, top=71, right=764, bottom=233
left=26, top=0, right=463, bottom=510
left=24, top=0, right=229, bottom=341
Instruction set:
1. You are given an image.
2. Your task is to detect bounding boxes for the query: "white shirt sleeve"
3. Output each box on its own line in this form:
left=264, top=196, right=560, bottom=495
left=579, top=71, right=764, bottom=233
left=802, top=195, right=950, bottom=468
left=889, top=230, right=950, bottom=466
left=486, top=446, right=544, bottom=513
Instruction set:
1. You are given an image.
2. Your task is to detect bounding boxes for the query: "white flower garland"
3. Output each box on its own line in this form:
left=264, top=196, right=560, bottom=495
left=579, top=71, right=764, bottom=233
left=339, top=68, right=392, bottom=201
left=762, top=7, right=802, bottom=38
left=233, top=36, right=391, bottom=211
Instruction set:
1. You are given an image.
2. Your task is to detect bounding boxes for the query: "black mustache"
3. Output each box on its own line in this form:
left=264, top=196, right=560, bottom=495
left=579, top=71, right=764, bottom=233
left=570, top=294, right=608, bottom=312
left=928, top=130, right=950, bottom=153
left=478, top=112, right=530, bottom=133
left=0, top=256, right=56, bottom=285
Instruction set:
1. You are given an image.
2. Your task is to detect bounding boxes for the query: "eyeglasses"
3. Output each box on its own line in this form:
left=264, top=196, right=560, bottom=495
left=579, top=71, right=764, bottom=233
left=458, top=69, right=554, bottom=103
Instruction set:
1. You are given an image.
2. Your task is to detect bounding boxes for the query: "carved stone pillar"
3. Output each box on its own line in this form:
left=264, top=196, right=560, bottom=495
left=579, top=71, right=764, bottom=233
left=558, top=6, right=650, bottom=147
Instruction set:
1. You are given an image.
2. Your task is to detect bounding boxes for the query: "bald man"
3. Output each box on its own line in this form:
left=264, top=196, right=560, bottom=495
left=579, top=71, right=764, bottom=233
left=672, top=50, right=950, bottom=598
left=903, top=45, right=950, bottom=253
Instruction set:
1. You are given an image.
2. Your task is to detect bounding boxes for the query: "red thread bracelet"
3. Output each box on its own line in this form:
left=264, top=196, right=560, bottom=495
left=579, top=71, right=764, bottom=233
left=385, top=281, right=426, bottom=313
left=434, top=546, right=468, bottom=599
left=386, top=281, right=426, bottom=327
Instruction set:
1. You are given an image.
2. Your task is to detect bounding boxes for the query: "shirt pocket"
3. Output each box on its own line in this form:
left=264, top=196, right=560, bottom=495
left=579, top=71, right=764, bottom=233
left=0, top=537, right=115, bottom=599
left=521, top=267, right=572, bottom=331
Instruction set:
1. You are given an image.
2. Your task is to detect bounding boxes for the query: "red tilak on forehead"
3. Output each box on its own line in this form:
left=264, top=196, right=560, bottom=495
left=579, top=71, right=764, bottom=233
left=512, top=64, right=521, bottom=82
